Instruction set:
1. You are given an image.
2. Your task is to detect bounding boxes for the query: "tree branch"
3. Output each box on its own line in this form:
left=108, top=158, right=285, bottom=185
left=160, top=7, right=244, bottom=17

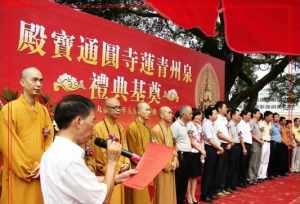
left=244, top=56, right=285, bottom=65
left=244, top=93, right=258, bottom=111
left=225, top=53, right=244, bottom=100
left=229, top=56, right=292, bottom=108
left=239, top=71, right=253, bottom=86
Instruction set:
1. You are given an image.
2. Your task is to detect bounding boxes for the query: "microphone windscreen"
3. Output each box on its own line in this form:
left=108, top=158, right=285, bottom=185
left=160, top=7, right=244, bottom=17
left=94, top=137, right=107, bottom=148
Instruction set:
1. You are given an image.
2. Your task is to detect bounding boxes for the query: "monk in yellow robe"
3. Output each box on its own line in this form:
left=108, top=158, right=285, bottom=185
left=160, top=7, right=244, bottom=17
left=0, top=67, right=54, bottom=204
left=0, top=153, right=2, bottom=197
left=151, top=106, right=178, bottom=204
left=85, top=97, right=130, bottom=204
left=126, top=102, right=152, bottom=204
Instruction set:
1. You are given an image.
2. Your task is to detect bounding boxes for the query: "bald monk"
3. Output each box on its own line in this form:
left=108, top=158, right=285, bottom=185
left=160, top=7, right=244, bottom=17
left=151, top=106, right=178, bottom=204
left=0, top=67, right=54, bottom=204
left=126, top=102, right=152, bottom=204
left=85, top=97, right=130, bottom=204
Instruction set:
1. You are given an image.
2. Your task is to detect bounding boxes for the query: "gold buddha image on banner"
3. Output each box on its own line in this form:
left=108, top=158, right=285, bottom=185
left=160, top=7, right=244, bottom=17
left=195, top=63, right=220, bottom=110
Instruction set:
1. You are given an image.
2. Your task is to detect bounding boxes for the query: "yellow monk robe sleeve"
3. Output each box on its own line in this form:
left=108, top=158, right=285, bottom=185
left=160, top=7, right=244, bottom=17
left=150, top=126, right=172, bottom=172
left=0, top=105, right=33, bottom=182
left=94, top=124, right=109, bottom=175
left=119, top=127, right=130, bottom=167
left=126, top=124, right=143, bottom=156
left=84, top=133, right=97, bottom=173
left=168, top=130, right=179, bottom=169
left=42, top=106, right=54, bottom=150
left=150, top=126, right=163, bottom=144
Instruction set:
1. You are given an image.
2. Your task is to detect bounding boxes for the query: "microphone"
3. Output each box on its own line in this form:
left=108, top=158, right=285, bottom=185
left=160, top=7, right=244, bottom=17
left=94, top=137, right=141, bottom=163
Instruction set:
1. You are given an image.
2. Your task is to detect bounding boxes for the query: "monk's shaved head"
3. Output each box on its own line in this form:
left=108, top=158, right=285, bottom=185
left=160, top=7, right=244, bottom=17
left=136, top=102, right=151, bottom=121
left=159, top=106, right=173, bottom=123
left=20, top=66, right=43, bottom=97
left=105, top=97, right=120, bottom=108
left=21, top=67, right=42, bottom=80
left=159, top=106, right=171, bottom=118
left=104, top=97, right=122, bottom=119
left=137, top=102, right=150, bottom=112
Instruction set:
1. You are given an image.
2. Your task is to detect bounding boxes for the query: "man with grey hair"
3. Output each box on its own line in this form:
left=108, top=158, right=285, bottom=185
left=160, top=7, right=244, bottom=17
left=171, top=105, right=193, bottom=204
left=151, top=106, right=178, bottom=204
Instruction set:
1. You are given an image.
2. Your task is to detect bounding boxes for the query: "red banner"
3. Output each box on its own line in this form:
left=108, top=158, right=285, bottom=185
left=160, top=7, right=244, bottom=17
left=145, top=0, right=300, bottom=55
left=0, top=0, right=224, bottom=125
left=146, top=0, right=219, bottom=37
left=222, top=0, right=300, bottom=55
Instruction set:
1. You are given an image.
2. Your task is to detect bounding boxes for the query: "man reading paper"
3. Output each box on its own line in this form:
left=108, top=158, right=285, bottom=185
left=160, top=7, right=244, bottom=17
left=40, top=95, right=136, bottom=204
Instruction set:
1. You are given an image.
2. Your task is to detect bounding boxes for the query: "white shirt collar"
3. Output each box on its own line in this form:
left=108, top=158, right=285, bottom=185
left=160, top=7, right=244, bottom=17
left=178, top=118, right=187, bottom=127
left=204, top=118, right=213, bottom=125
left=218, top=114, right=227, bottom=121
left=54, top=136, right=85, bottom=159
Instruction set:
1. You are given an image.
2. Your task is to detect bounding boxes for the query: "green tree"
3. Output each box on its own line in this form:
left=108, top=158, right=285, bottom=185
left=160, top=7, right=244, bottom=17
left=267, top=61, right=300, bottom=109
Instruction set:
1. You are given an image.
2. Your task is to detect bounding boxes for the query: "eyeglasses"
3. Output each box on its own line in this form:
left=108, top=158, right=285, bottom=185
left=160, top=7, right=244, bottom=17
left=107, top=105, right=122, bottom=110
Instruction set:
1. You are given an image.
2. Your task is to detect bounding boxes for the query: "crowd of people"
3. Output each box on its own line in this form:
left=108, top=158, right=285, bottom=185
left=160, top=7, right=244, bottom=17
left=0, top=67, right=300, bottom=204
left=197, top=103, right=300, bottom=203
left=169, top=103, right=300, bottom=203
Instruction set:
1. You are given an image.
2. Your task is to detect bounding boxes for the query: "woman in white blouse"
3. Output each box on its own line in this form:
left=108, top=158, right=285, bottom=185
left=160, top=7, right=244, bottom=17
left=186, top=108, right=206, bottom=204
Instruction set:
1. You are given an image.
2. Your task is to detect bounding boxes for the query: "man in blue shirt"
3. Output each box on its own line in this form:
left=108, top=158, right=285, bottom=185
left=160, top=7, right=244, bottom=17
left=268, top=112, right=282, bottom=178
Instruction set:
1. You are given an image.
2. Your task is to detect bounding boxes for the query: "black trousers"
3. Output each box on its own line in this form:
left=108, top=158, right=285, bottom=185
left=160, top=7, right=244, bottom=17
left=175, top=151, right=192, bottom=204
left=268, top=141, right=282, bottom=177
left=215, top=143, right=229, bottom=192
left=239, top=143, right=251, bottom=185
left=279, top=143, right=289, bottom=175
left=201, top=145, right=218, bottom=199
left=226, top=144, right=241, bottom=190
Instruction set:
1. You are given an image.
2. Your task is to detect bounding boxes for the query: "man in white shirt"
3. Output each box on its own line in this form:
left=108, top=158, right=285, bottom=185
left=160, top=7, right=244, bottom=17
left=40, top=95, right=137, bottom=204
left=237, top=110, right=252, bottom=187
left=214, top=101, right=232, bottom=196
left=257, top=111, right=273, bottom=180
left=171, top=105, right=193, bottom=204
left=201, top=106, right=223, bottom=203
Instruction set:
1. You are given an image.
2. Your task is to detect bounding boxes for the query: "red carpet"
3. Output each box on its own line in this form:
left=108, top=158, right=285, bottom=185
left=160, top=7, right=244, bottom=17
left=197, top=173, right=300, bottom=204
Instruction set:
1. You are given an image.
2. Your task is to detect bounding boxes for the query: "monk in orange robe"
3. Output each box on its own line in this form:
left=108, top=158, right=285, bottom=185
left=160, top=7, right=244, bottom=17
left=85, top=97, right=130, bottom=204
left=0, top=67, right=54, bottom=204
left=126, top=102, right=153, bottom=204
left=151, top=106, right=178, bottom=204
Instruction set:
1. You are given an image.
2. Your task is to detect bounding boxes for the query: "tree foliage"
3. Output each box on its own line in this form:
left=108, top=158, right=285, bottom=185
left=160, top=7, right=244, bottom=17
left=267, top=60, right=300, bottom=108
